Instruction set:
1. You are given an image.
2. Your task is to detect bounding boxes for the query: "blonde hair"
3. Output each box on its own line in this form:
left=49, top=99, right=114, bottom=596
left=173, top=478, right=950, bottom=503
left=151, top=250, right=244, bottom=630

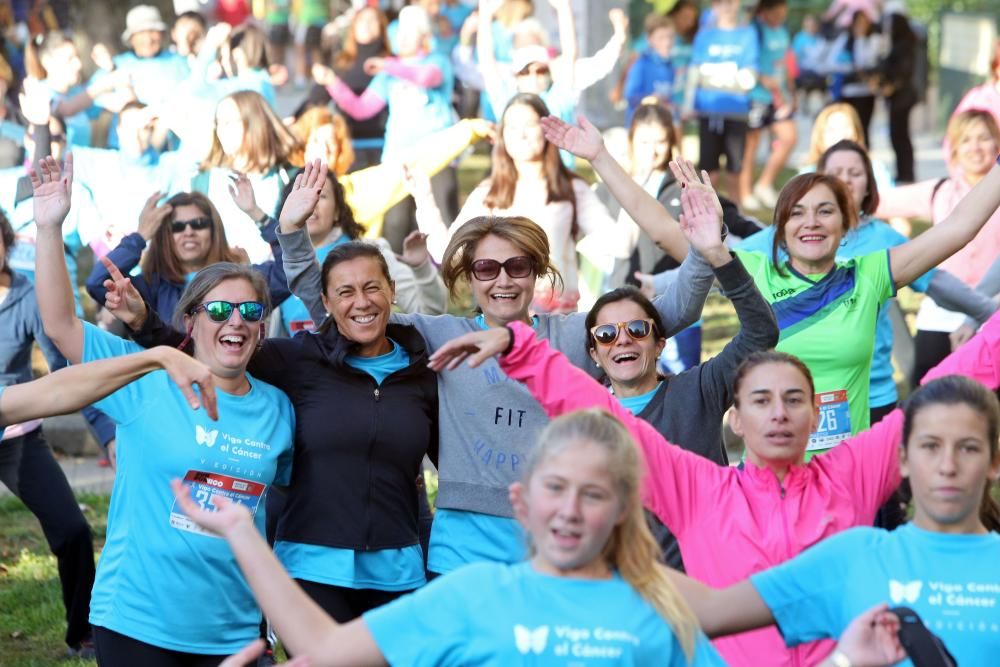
left=202, top=90, right=303, bottom=173
left=525, top=409, right=699, bottom=660
left=946, top=109, right=1000, bottom=164
left=805, top=103, right=865, bottom=166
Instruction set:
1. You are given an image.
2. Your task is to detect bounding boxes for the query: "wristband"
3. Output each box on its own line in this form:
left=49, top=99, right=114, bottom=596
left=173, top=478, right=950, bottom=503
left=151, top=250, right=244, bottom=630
left=828, top=650, right=852, bottom=667
left=502, top=325, right=516, bottom=356
left=254, top=212, right=271, bottom=228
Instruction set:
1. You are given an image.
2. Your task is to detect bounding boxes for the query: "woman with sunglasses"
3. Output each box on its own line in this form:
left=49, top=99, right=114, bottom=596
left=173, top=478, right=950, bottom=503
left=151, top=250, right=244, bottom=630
left=85, top=184, right=290, bottom=326
left=277, top=169, right=725, bottom=577
left=105, top=161, right=440, bottom=628
left=543, top=114, right=1000, bottom=455
left=30, top=155, right=296, bottom=664
left=427, top=214, right=1000, bottom=667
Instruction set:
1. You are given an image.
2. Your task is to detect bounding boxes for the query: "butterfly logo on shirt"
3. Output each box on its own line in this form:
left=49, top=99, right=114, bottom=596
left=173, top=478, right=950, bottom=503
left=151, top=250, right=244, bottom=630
left=513, top=625, right=549, bottom=655
left=889, top=580, right=923, bottom=605
left=195, top=425, right=219, bottom=448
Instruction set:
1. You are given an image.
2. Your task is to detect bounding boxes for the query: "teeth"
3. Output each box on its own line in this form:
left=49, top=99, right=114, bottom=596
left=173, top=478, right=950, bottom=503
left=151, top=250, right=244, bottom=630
left=352, top=314, right=376, bottom=323
left=220, top=335, right=244, bottom=344
left=492, top=294, right=517, bottom=300
left=613, top=353, right=639, bottom=362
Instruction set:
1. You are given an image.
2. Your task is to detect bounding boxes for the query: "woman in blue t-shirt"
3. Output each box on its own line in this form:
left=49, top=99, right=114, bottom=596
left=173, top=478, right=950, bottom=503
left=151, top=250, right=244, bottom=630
left=672, top=373, right=1000, bottom=667
left=30, top=155, right=296, bottom=663
left=177, top=408, right=729, bottom=666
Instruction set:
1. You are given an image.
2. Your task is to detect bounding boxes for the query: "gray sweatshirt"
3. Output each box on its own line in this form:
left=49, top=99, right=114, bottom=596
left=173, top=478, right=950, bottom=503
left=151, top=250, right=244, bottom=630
left=279, top=227, right=716, bottom=516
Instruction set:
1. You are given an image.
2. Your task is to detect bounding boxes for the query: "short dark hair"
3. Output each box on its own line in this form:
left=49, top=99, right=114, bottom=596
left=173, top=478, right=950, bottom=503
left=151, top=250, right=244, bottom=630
left=584, top=286, right=667, bottom=353
left=317, top=242, right=393, bottom=334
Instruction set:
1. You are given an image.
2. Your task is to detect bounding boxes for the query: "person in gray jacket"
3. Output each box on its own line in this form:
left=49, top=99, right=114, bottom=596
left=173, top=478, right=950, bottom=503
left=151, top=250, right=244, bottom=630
left=277, top=168, right=729, bottom=577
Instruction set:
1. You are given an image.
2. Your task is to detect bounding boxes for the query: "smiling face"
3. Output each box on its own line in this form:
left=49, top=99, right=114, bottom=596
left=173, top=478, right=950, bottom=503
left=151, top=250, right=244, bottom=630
left=501, top=102, right=546, bottom=163
left=954, top=118, right=999, bottom=177
left=783, top=184, right=846, bottom=274
left=470, top=234, right=537, bottom=327
left=731, top=362, right=817, bottom=468
left=184, top=278, right=264, bottom=379
left=822, top=149, right=868, bottom=213
left=131, top=29, right=163, bottom=58
left=320, top=256, right=394, bottom=357
left=588, top=300, right=664, bottom=395
left=630, top=122, right=671, bottom=177
left=171, top=204, right=214, bottom=271
left=214, top=97, right=245, bottom=157
left=519, top=439, right=625, bottom=578
left=902, top=403, right=1000, bottom=534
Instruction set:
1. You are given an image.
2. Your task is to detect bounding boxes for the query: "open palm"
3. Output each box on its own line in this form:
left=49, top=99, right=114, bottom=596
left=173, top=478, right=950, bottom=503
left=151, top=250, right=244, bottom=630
left=540, top=115, right=603, bottom=161
left=678, top=185, right=724, bottom=255
left=278, top=159, right=325, bottom=231
left=30, top=155, right=73, bottom=229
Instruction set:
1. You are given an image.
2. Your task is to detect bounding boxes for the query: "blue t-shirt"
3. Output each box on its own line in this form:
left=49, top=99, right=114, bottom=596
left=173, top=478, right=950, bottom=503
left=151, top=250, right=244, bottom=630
left=752, top=524, right=1000, bottom=667
left=690, top=25, right=759, bottom=116
left=365, top=561, right=727, bottom=666
left=280, top=236, right=349, bottom=334
left=46, top=82, right=101, bottom=148
left=670, top=37, right=695, bottom=107
left=369, top=51, right=455, bottom=161
left=100, top=51, right=191, bottom=107
left=275, top=339, right=424, bottom=591
left=749, top=21, right=790, bottom=105
left=82, top=323, right=295, bottom=654
left=617, top=382, right=663, bottom=415
left=738, top=219, right=933, bottom=407
left=624, top=50, right=675, bottom=124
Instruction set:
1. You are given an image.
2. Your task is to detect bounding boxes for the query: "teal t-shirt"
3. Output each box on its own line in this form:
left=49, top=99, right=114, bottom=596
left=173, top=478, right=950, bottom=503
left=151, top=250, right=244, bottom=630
left=752, top=524, right=1000, bottom=667
left=617, top=382, right=663, bottom=415
left=735, top=249, right=895, bottom=450
left=749, top=21, right=791, bottom=105
left=275, top=339, right=424, bottom=591
left=82, top=323, right=295, bottom=653
left=366, top=561, right=727, bottom=666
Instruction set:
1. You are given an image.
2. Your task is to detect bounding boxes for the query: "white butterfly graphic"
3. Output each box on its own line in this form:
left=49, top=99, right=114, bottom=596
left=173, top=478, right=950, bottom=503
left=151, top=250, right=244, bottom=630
left=195, top=425, right=219, bottom=447
left=889, top=580, right=922, bottom=605
left=513, top=625, right=549, bottom=655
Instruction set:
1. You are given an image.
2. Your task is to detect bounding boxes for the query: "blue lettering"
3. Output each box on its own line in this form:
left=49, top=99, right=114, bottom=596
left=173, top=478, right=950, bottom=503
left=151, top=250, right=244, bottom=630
left=481, top=448, right=493, bottom=465
left=495, top=453, right=506, bottom=468
left=473, top=439, right=486, bottom=455
left=483, top=366, right=503, bottom=385
left=511, top=454, right=520, bottom=472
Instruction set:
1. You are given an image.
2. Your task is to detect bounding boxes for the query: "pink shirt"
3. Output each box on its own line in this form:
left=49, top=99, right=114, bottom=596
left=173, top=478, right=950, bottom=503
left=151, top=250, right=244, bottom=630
left=499, top=312, right=1000, bottom=667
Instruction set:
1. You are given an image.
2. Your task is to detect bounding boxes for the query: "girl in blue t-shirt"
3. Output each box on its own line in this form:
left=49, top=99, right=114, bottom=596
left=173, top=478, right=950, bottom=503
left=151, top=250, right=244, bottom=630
left=30, top=155, right=296, bottom=662
left=176, top=408, right=726, bottom=665
left=672, top=374, right=1000, bottom=667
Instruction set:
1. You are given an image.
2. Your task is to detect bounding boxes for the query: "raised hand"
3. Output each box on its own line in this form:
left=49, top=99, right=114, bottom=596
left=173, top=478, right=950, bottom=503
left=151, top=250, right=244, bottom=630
left=677, top=182, right=729, bottom=266
left=831, top=603, right=905, bottom=667
left=398, top=230, right=430, bottom=267
left=19, top=77, right=53, bottom=127
left=668, top=157, right=724, bottom=220
left=609, top=8, right=629, bottom=41
left=227, top=172, right=264, bottom=221
left=100, top=255, right=148, bottom=330
left=427, top=327, right=512, bottom=372
left=137, top=191, right=172, bottom=240
left=478, top=0, right=505, bottom=19
left=170, top=478, right=253, bottom=538
left=278, top=159, right=325, bottom=232
left=29, top=154, right=73, bottom=229
left=540, top=114, right=604, bottom=161
left=402, top=164, right=433, bottom=200
left=311, top=63, right=337, bottom=87
left=158, top=347, right=219, bottom=421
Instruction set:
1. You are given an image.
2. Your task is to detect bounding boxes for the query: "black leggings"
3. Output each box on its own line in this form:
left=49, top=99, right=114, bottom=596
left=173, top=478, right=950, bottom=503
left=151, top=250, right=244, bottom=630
left=844, top=95, right=876, bottom=148
left=294, top=579, right=409, bottom=624
left=0, top=427, right=95, bottom=648
left=888, top=93, right=916, bottom=183
left=93, top=626, right=225, bottom=667
left=911, top=329, right=952, bottom=388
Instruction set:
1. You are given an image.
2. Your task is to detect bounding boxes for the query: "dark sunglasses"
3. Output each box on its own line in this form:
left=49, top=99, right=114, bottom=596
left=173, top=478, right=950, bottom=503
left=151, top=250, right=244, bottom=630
left=192, top=301, right=265, bottom=323
left=590, top=319, right=655, bottom=346
left=471, top=256, right=534, bottom=281
left=171, top=217, right=213, bottom=234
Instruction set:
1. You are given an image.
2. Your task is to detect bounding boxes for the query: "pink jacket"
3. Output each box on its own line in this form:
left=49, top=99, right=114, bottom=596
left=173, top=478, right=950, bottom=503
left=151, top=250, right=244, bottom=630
left=500, top=314, right=1000, bottom=667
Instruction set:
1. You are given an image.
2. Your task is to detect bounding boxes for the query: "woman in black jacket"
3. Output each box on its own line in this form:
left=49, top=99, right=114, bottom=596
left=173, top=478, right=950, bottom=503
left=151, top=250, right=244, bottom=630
left=103, top=161, right=438, bottom=624
left=880, top=12, right=918, bottom=183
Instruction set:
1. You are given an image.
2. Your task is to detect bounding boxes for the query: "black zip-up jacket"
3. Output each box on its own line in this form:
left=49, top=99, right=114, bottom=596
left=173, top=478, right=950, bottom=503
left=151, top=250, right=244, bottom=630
left=132, top=312, right=439, bottom=551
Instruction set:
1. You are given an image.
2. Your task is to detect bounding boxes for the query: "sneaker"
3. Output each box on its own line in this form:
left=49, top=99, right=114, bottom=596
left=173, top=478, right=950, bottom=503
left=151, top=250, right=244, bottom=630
left=740, top=194, right=762, bottom=211
left=753, top=183, right=779, bottom=208
left=66, top=640, right=96, bottom=660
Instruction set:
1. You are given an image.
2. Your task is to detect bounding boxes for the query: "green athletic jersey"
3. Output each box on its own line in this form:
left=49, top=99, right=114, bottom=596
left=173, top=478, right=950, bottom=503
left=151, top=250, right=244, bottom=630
left=735, top=249, right=895, bottom=451
left=265, top=0, right=290, bottom=23
left=293, top=0, right=329, bottom=26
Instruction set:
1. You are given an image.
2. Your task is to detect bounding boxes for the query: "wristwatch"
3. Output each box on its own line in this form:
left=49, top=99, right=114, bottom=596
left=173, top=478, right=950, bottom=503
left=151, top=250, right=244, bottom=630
left=254, top=212, right=271, bottom=228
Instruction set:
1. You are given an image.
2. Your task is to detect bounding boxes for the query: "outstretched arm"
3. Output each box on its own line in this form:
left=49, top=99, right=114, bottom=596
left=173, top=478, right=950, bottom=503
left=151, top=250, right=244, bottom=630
left=0, top=347, right=217, bottom=427
left=170, top=482, right=386, bottom=666
left=540, top=114, right=689, bottom=261
left=31, top=155, right=84, bottom=363
left=889, top=160, right=1000, bottom=286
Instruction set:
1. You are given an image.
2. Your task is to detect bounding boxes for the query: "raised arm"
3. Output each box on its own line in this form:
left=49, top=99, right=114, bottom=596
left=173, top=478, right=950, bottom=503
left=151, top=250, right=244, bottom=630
left=380, top=58, right=443, bottom=88
left=169, top=482, right=386, bottom=666
left=31, top=155, right=83, bottom=363
left=0, top=347, right=217, bottom=427
left=540, top=114, right=689, bottom=261
left=572, top=9, right=627, bottom=92
left=889, top=161, right=1000, bottom=286
left=476, top=0, right=511, bottom=114
left=549, top=0, right=577, bottom=90
left=314, top=66, right=388, bottom=121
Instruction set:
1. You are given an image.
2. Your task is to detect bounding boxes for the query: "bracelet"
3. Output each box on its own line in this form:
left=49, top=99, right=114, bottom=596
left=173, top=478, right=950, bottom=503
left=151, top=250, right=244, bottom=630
left=254, top=212, right=271, bottom=228
left=828, top=650, right=852, bottom=667
left=502, top=325, right=516, bottom=356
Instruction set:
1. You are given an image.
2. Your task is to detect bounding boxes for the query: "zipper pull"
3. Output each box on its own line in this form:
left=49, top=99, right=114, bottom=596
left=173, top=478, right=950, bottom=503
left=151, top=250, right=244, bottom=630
left=374, top=387, right=380, bottom=401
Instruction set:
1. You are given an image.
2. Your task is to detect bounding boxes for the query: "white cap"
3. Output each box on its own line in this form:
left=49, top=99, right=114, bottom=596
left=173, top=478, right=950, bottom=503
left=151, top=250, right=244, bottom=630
left=121, top=5, right=167, bottom=44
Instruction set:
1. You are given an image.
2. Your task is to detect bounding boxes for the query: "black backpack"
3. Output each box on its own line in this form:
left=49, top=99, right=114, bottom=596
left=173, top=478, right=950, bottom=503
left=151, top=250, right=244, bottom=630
left=890, top=607, right=958, bottom=667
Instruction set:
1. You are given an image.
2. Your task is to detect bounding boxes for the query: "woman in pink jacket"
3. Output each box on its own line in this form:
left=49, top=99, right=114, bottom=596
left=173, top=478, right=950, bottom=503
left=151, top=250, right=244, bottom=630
left=430, top=303, right=1000, bottom=667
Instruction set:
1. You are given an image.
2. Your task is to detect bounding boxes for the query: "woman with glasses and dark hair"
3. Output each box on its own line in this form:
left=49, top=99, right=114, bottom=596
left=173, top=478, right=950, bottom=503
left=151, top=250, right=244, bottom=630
left=30, top=156, right=296, bottom=663
left=85, top=186, right=291, bottom=325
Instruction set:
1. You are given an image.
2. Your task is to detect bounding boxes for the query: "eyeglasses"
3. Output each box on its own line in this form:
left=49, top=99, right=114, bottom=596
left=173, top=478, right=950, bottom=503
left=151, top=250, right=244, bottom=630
left=192, top=301, right=265, bottom=323
left=171, top=217, right=213, bottom=234
left=470, top=256, right=534, bottom=281
left=590, top=319, right=655, bottom=346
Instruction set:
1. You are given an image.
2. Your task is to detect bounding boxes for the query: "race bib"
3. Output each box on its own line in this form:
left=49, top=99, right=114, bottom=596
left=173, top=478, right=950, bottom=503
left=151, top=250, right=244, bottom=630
left=287, top=319, right=316, bottom=334
left=170, top=470, right=266, bottom=537
left=807, top=390, right=852, bottom=451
